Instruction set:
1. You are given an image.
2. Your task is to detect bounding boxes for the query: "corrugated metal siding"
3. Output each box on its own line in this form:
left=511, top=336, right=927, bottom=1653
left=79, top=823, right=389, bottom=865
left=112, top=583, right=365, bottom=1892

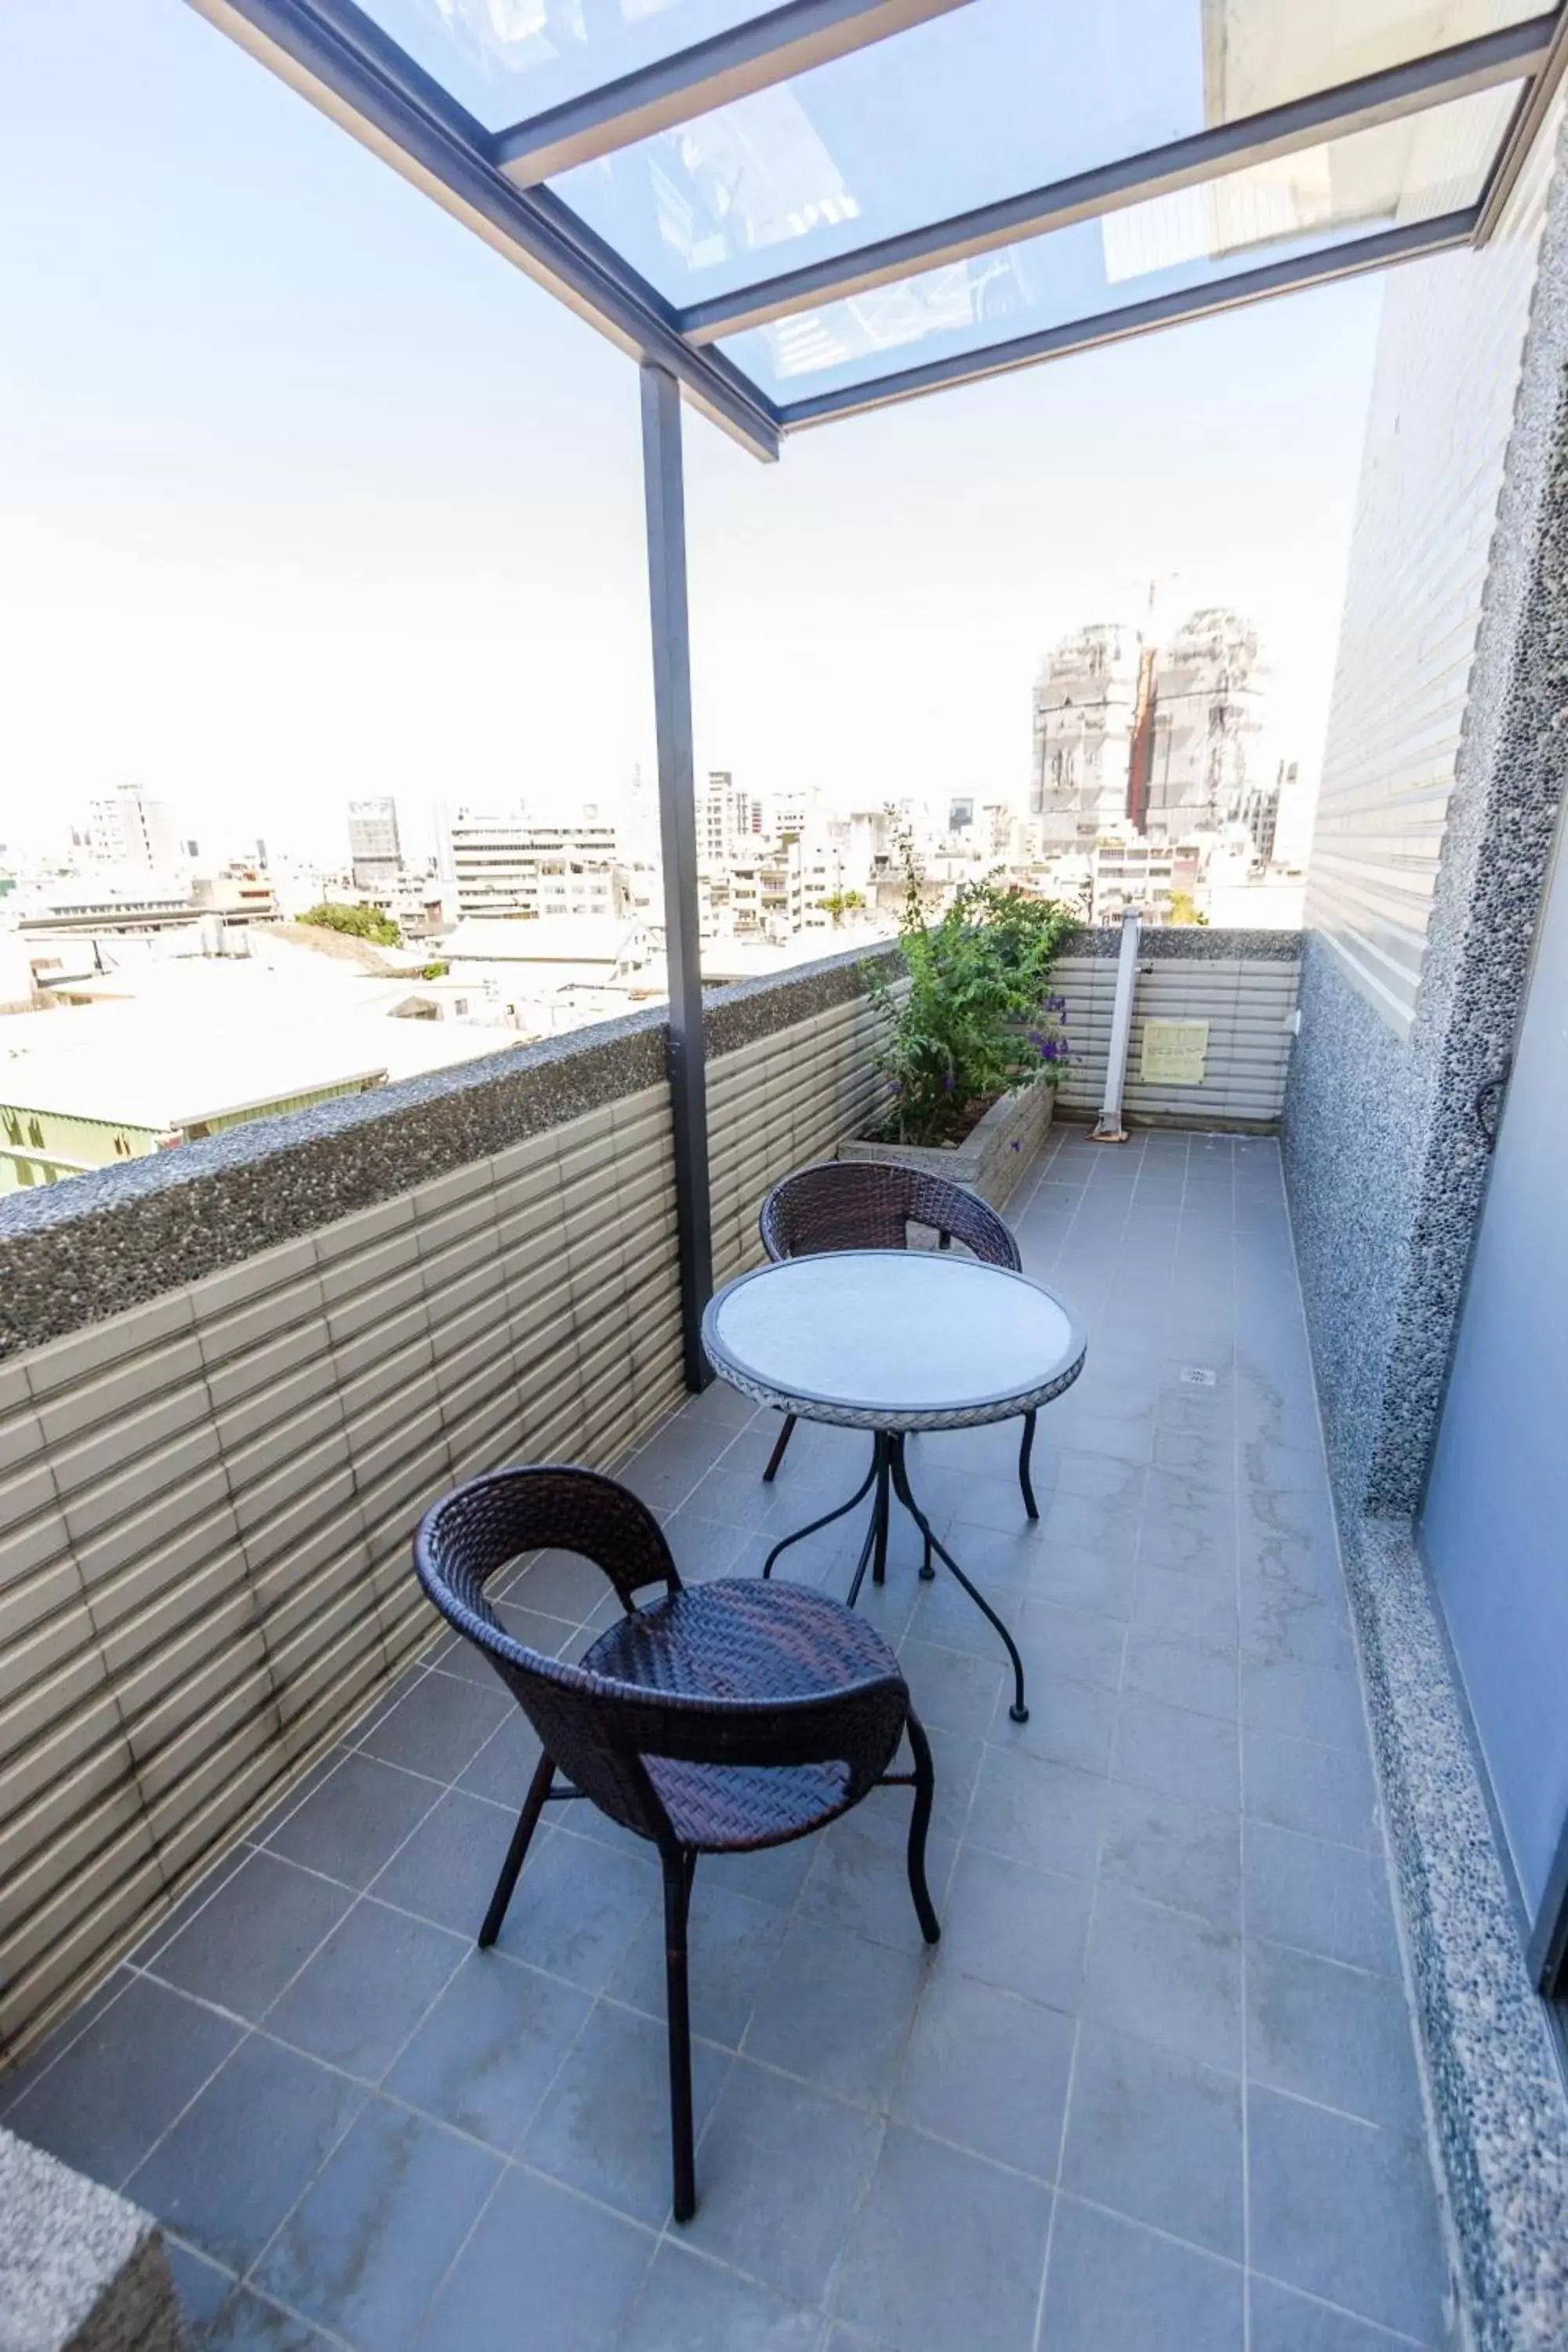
left=0, top=1088, right=681, bottom=2059
left=707, top=990, right=891, bottom=1282
left=1305, top=103, right=1563, bottom=1038
left=1052, top=954, right=1299, bottom=1128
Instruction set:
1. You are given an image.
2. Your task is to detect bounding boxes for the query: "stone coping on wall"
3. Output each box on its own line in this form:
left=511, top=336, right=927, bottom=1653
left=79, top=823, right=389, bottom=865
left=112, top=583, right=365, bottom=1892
left=0, top=943, right=895, bottom=1356
left=1340, top=1515, right=1568, bottom=2352
left=0, top=931, right=1289, bottom=1358
left=1059, top=924, right=1301, bottom=960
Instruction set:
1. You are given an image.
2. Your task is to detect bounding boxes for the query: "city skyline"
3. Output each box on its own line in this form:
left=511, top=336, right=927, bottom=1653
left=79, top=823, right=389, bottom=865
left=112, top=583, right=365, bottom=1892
left=9, top=590, right=1301, bottom=893
left=1, top=0, right=1381, bottom=872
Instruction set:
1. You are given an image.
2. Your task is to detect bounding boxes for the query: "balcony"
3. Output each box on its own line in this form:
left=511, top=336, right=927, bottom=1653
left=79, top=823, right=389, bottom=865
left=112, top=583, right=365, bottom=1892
left=0, top=935, right=1461, bottom=2352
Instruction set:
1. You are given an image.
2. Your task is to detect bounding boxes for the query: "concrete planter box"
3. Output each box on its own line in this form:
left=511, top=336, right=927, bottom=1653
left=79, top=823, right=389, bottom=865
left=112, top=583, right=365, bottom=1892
left=839, top=1072, right=1056, bottom=1211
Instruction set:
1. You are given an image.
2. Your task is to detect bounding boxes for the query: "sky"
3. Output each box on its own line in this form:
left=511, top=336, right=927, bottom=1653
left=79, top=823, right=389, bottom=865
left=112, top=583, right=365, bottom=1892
left=0, top=0, right=1387, bottom=872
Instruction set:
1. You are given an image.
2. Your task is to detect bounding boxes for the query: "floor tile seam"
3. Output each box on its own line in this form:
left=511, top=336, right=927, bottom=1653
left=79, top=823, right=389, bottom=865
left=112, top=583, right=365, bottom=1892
left=818, top=2106, right=888, bottom=2329
left=29, top=1988, right=245, bottom=2202
left=241, top=1748, right=363, bottom=1864
left=0, top=1965, right=147, bottom=2124
left=225, top=2032, right=478, bottom=2319
left=277, top=1757, right=451, bottom=1899
left=270, top=1889, right=474, bottom=2096
left=1052, top=2181, right=1250, bottom=2281
left=1227, top=1196, right=1254, bottom=2352
left=218, top=2274, right=359, bottom=2351
left=1240, top=2271, right=1441, bottom=2352
left=397, top=2143, right=520, bottom=2350
left=134, top=1867, right=471, bottom=2054
left=1039, top=1511, right=1134, bottom=2352
left=633, top=2223, right=822, bottom=2338
left=1029, top=2019, right=1081, bottom=2352
left=132, top=1855, right=370, bottom=2108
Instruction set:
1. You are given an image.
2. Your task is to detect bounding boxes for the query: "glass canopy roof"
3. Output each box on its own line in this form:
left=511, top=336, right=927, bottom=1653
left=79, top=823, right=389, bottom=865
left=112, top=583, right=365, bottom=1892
left=194, top=0, right=1567, bottom=454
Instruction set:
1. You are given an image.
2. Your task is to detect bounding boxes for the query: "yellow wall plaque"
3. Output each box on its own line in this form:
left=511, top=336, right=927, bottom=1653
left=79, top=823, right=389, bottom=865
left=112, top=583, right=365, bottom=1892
left=1141, top=1018, right=1210, bottom=1085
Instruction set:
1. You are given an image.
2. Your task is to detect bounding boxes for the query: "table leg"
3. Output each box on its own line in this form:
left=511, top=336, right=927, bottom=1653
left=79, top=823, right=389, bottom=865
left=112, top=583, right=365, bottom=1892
left=760, top=1446, right=878, bottom=1579
left=889, top=1436, right=1029, bottom=1723
left=871, top=1435, right=892, bottom=1588
left=845, top=1455, right=886, bottom=1609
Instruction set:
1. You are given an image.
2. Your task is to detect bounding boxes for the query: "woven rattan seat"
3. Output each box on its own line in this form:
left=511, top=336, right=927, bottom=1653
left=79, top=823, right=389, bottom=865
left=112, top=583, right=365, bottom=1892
left=413, top=1465, right=938, bottom=2224
left=754, top=1159, right=1041, bottom=1517
left=583, top=1579, right=898, bottom=1849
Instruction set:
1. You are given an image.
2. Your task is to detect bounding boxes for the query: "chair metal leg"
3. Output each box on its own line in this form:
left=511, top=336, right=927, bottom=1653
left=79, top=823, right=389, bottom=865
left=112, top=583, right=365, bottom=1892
left=662, top=1848, right=698, bottom=2225
left=1018, top=1410, right=1040, bottom=1521
left=477, top=1748, right=554, bottom=1949
left=904, top=1708, right=942, bottom=1944
left=762, top=1413, right=796, bottom=1483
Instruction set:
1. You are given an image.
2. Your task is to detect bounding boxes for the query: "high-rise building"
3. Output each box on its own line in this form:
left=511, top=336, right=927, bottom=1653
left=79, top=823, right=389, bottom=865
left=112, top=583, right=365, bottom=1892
left=347, top=797, right=402, bottom=892
left=446, top=808, right=624, bottom=922
left=1241, top=765, right=1286, bottom=865
left=1030, top=626, right=1144, bottom=848
left=698, top=772, right=762, bottom=867
left=1032, top=612, right=1265, bottom=848
left=1142, top=609, right=1263, bottom=838
left=87, top=783, right=183, bottom=874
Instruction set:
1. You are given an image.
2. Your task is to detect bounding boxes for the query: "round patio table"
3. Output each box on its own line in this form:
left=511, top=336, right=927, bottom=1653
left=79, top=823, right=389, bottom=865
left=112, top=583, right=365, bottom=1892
left=701, top=1251, right=1087, bottom=1723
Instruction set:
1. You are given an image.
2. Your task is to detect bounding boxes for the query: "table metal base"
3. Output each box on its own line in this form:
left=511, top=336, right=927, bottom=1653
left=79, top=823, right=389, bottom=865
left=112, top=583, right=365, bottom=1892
left=760, top=1430, right=1029, bottom=1723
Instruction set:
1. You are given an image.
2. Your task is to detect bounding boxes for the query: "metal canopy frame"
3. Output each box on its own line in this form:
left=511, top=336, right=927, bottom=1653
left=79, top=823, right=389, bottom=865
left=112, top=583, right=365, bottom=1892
left=181, top=0, right=1568, bottom=1387
left=188, top=0, right=1568, bottom=449
left=493, top=0, right=978, bottom=184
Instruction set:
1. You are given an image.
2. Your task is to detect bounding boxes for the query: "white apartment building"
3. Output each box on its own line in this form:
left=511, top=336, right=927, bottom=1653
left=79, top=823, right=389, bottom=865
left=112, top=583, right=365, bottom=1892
left=705, top=842, right=804, bottom=946
left=347, top=797, right=401, bottom=893
left=445, top=809, right=626, bottom=923
left=87, top=784, right=184, bottom=875
left=698, top=772, right=763, bottom=868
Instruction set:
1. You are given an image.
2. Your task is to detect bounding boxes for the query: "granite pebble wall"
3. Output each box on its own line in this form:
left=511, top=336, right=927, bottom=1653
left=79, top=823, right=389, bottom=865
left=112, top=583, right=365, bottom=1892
left=1283, top=104, right=1568, bottom=2352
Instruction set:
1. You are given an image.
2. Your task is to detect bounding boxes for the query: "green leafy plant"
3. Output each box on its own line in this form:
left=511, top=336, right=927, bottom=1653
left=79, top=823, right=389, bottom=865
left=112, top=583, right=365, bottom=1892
left=818, top=888, right=866, bottom=926
left=299, top=900, right=401, bottom=948
left=864, top=818, right=1073, bottom=1147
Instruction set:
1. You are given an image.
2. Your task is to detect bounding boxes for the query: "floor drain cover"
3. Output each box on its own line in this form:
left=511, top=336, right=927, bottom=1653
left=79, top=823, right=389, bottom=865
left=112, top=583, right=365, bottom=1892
left=1180, top=1366, right=1218, bottom=1388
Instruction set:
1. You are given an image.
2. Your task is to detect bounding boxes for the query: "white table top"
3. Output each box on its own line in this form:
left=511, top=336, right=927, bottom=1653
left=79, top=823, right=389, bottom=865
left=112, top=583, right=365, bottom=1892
left=702, top=1251, right=1086, bottom=1431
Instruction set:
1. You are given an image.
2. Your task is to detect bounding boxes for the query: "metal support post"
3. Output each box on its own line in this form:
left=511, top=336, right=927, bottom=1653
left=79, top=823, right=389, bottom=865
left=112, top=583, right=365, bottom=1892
left=641, top=363, right=714, bottom=1390
left=1093, top=908, right=1141, bottom=1143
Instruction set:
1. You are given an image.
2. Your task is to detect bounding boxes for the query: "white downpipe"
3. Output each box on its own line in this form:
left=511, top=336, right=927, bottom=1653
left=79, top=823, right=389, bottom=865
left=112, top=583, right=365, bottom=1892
left=1093, top=908, right=1141, bottom=1142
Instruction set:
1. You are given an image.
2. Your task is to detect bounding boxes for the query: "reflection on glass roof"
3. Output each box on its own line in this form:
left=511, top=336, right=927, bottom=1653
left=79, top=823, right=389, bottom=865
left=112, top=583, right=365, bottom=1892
left=714, top=82, right=1519, bottom=403
left=354, top=0, right=773, bottom=129
left=550, top=0, right=1541, bottom=303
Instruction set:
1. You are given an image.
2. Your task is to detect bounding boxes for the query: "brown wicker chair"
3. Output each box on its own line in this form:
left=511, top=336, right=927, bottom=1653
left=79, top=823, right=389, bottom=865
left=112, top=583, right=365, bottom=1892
left=757, top=1159, right=1041, bottom=1519
left=413, top=1465, right=938, bottom=2225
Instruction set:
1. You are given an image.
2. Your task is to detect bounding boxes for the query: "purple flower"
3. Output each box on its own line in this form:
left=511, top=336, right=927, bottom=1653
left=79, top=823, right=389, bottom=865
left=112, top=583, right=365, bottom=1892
left=942, top=1073, right=956, bottom=1091
left=1043, top=1037, right=1063, bottom=1062
left=1027, top=1029, right=1046, bottom=1050
left=1011, top=1138, right=1021, bottom=1151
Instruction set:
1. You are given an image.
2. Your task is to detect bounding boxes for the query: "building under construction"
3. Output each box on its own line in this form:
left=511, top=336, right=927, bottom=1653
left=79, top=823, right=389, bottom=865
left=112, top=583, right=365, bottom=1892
left=1031, top=608, right=1264, bottom=848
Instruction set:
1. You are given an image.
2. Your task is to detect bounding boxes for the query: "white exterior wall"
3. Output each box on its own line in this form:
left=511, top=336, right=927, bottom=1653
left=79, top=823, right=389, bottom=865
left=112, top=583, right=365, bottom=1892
left=1306, top=106, right=1565, bottom=1036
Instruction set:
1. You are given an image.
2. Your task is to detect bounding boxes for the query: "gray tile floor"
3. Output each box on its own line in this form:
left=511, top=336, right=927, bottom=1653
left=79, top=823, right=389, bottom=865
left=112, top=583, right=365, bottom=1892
left=2, top=1126, right=1455, bottom=2352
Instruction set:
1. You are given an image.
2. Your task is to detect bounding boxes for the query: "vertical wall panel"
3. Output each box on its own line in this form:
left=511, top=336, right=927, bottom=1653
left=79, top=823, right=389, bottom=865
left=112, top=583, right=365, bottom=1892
left=0, top=1085, right=681, bottom=2060
left=1305, top=103, right=1564, bottom=1036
